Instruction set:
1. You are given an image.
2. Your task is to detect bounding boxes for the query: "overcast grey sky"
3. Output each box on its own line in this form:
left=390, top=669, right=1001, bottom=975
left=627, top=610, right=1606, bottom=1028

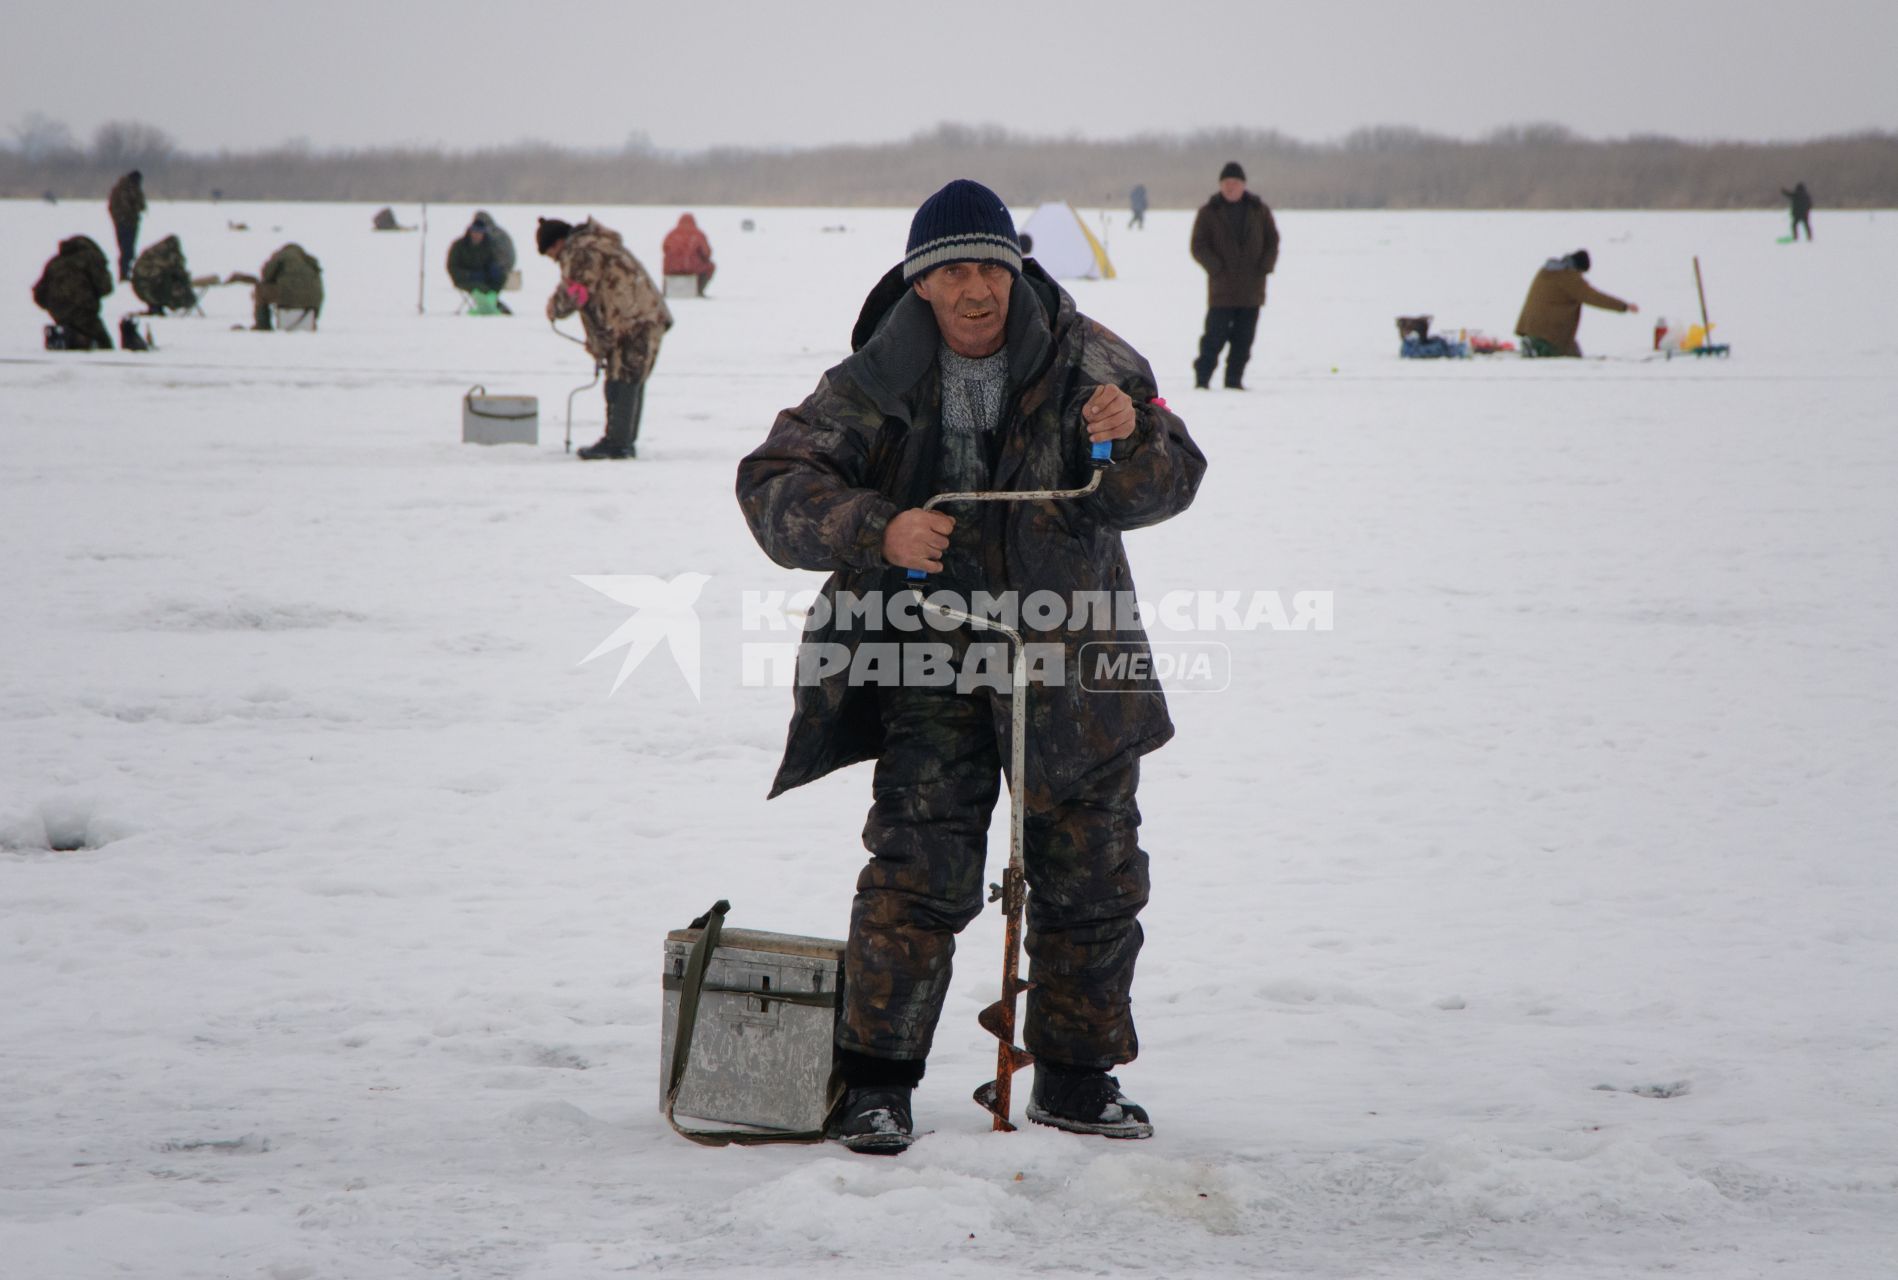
left=7, top=0, right=1895, bottom=153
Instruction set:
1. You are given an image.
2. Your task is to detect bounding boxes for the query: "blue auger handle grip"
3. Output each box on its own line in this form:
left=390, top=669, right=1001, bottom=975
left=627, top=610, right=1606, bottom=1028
left=907, top=567, right=926, bottom=581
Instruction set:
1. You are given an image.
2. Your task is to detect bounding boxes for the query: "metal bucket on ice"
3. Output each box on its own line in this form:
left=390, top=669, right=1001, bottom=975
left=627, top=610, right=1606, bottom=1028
left=462, top=384, right=539, bottom=446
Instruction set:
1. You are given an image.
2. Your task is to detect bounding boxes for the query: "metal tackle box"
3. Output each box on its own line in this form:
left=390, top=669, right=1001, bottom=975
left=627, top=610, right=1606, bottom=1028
left=660, top=924, right=844, bottom=1134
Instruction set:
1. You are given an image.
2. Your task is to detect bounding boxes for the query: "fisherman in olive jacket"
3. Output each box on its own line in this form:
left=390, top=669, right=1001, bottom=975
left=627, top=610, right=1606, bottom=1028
left=737, top=179, right=1206, bottom=1155
left=251, top=243, right=324, bottom=330
left=1513, top=250, right=1638, bottom=357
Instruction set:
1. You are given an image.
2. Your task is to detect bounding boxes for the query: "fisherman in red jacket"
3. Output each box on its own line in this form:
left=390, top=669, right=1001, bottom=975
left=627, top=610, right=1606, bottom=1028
left=662, top=213, right=715, bottom=296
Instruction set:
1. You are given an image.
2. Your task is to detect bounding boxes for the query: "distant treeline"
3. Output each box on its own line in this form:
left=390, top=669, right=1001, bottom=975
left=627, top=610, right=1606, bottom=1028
left=6, top=119, right=1896, bottom=209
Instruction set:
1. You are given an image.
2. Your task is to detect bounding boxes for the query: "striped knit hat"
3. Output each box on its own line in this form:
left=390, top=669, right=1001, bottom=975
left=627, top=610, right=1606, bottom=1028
left=903, top=179, right=1021, bottom=283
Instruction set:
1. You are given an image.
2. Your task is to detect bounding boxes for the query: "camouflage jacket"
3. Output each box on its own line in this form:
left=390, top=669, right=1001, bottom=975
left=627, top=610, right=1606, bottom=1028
left=108, top=173, right=145, bottom=227
left=132, top=235, right=196, bottom=312
left=736, top=261, right=1208, bottom=803
left=33, top=236, right=114, bottom=318
left=261, top=243, right=324, bottom=309
left=546, top=219, right=672, bottom=381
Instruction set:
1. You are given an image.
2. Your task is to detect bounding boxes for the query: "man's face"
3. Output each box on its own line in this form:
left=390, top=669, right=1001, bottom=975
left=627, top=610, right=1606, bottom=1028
left=913, top=260, right=1013, bottom=358
left=470, top=228, right=486, bottom=242
left=1220, top=177, right=1246, bottom=202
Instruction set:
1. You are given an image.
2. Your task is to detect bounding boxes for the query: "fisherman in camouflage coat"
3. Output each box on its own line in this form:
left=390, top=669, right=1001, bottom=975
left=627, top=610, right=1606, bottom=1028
left=32, top=235, right=116, bottom=350
left=131, top=234, right=196, bottom=315
left=737, top=180, right=1207, bottom=1153
left=538, top=216, right=672, bottom=460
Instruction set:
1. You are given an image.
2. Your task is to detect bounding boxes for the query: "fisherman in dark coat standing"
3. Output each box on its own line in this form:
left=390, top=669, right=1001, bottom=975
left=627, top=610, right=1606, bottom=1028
left=1189, top=162, right=1278, bottom=390
left=737, top=179, right=1207, bottom=1155
left=1782, top=182, right=1814, bottom=241
left=107, top=170, right=146, bottom=282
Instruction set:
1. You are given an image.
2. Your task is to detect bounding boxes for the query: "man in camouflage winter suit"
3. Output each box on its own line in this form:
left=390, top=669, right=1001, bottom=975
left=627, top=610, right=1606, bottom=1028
left=538, top=217, right=672, bottom=460
left=737, top=179, right=1207, bottom=1153
left=131, top=235, right=197, bottom=315
left=32, top=235, right=116, bottom=350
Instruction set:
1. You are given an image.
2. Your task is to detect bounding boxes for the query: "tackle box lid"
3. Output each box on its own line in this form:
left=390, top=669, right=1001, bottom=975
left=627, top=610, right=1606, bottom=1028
left=665, top=926, right=844, bottom=961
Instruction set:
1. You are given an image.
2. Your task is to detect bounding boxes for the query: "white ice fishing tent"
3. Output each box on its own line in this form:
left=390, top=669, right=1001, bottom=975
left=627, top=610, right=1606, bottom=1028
left=1019, top=202, right=1116, bottom=280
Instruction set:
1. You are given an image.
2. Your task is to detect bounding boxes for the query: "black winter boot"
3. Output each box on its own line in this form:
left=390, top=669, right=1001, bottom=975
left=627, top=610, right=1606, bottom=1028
left=829, top=1087, right=915, bottom=1155
left=1027, top=1064, right=1153, bottom=1139
left=619, top=377, right=646, bottom=454
left=576, top=436, right=630, bottom=460
left=578, top=379, right=639, bottom=460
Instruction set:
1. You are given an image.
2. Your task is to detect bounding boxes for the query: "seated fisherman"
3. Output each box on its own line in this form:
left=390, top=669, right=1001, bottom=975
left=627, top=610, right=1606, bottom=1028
left=248, top=243, right=325, bottom=331
left=447, top=213, right=514, bottom=314
left=131, top=235, right=198, bottom=316
left=32, top=235, right=116, bottom=350
left=662, top=213, right=716, bottom=296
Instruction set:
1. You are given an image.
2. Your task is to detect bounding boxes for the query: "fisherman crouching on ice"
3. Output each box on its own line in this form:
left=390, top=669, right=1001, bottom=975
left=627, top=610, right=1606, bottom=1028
left=736, top=179, right=1207, bottom=1154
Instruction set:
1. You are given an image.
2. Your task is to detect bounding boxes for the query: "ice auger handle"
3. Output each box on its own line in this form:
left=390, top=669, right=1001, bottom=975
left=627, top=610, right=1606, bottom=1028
left=906, top=440, right=1111, bottom=583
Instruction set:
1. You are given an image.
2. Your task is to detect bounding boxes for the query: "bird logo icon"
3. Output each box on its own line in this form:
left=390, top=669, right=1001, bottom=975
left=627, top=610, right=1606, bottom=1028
left=573, top=572, right=711, bottom=699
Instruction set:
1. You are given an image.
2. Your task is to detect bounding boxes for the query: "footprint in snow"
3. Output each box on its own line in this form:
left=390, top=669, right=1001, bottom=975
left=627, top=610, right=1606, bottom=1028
left=1594, top=1080, right=1693, bottom=1099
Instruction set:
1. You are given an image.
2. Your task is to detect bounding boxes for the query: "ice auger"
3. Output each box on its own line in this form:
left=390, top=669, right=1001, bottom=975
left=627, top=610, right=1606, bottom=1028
left=550, top=317, right=603, bottom=452
left=907, top=433, right=1113, bottom=1131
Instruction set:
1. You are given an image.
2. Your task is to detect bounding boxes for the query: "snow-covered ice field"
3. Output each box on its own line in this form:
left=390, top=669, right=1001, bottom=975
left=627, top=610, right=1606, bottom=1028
left=3, top=196, right=1895, bottom=1278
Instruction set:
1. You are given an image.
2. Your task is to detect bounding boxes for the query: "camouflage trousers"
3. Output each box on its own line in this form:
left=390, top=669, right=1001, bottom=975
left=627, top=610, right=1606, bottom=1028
left=838, top=681, right=1150, bottom=1071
